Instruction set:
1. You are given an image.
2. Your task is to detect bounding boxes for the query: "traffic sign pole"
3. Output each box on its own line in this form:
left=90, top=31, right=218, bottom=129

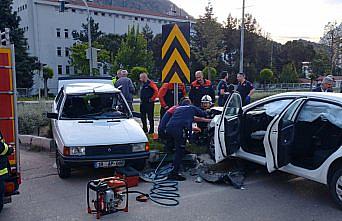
left=174, top=83, right=178, bottom=106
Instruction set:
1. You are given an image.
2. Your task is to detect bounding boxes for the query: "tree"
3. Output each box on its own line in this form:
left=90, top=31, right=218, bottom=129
left=70, top=42, right=110, bottom=75
left=150, top=34, right=163, bottom=79
left=311, top=50, right=331, bottom=76
left=131, top=66, right=148, bottom=84
left=97, top=34, right=123, bottom=63
left=0, top=0, right=38, bottom=88
left=42, top=66, right=53, bottom=98
left=259, top=68, right=273, bottom=87
left=279, top=63, right=298, bottom=83
left=72, top=17, right=103, bottom=42
left=142, top=24, right=154, bottom=51
left=192, top=1, right=223, bottom=81
left=320, top=21, right=342, bottom=75
left=307, top=72, right=318, bottom=90
left=203, top=67, right=217, bottom=80
left=114, top=26, right=154, bottom=81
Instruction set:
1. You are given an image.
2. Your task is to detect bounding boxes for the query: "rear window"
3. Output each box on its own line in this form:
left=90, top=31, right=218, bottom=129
left=61, top=93, right=130, bottom=120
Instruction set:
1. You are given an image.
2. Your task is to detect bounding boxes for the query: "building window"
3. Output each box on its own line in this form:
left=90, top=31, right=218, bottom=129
left=158, top=20, right=162, bottom=23
left=94, top=11, right=98, bottom=16
left=71, top=9, right=76, bottom=13
left=141, top=18, right=145, bottom=21
left=56, top=28, right=61, bottom=38
left=64, top=29, right=69, bottom=38
left=25, top=4, right=27, bottom=9
left=66, top=65, right=70, bottom=75
left=115, top=14, right=119, bottom=18
left=135, top=17, right=138, bottom=21
left=121, top=15, right=125, bottom=19
left=101, top=12, right=105, bottom=16
left=57, top=47, right=62, bottom=57
left=147, top=18, right=150, bottom=22
left=57, top=65, right=63, bottom=75
left=65, top=47, right=70, bottom=57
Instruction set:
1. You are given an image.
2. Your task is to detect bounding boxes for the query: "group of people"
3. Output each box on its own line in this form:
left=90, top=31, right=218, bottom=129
left=113, top=69, right=256, bottom=181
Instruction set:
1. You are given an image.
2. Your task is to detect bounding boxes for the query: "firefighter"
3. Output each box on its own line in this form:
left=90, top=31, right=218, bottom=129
left=237, top=73, right=255, bottom=106
left=112, top=69, right=122, bottom=85
left=165, top=98, right=210, bottom=181
left=139, top=73, right=159, bottom=134
left=0, top=132, right=13, bottom=213
left=158, top=83, right=186, bottom=118
left=189, top=71, right=215, bottom=107
left=217, top=71, right=229, bottom=107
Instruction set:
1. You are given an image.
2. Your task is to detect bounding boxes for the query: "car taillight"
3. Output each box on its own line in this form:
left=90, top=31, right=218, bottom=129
left=63, top=147, right=70, bottom=156
left=5, top=182, right=15, bottom=194
left=145, top=142, right=150, bottom=152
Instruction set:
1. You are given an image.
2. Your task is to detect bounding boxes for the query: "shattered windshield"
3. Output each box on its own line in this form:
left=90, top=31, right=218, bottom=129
left=61, top=93, right=130, bottom=120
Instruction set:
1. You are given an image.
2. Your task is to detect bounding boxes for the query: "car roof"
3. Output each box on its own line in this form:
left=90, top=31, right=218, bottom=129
left=270, top=92, right=342, bottom=103
left=64, top=82, right=120, bottom=94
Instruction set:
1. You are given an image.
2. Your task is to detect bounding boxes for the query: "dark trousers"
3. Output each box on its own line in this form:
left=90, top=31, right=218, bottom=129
left=160, top=107, right=168, bottom=119
left=140, top=102, right=155, bottom=133
left=0, top=176, right=6, bottom=210
left=166, top=127, right=186, bottom=173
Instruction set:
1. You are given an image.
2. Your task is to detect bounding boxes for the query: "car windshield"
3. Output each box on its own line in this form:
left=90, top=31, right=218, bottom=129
left=60, top=93, right=130, bottom=120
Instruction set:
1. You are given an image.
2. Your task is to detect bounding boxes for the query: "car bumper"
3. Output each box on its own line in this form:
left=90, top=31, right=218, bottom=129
left=58, top=151, right=150, bottom=167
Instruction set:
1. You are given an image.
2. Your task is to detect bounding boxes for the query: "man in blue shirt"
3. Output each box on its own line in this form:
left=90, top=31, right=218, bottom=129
left=165, top=98, right=209, bottom=181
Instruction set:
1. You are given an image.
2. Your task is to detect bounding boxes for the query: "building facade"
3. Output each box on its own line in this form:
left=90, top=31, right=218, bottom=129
left=13, top=0, right=191, bottom=94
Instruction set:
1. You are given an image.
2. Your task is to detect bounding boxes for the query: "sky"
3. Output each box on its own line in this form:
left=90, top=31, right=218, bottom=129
left=170, top=0, right=342, bottom=44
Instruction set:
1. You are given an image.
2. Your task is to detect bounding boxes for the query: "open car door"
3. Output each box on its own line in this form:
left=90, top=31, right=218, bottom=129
left=264, top=98, right=306, bottom=172
left=214, top=93, right=242, bottom=163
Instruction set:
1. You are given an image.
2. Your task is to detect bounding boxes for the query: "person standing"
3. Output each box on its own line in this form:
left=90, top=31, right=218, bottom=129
left=0, top=132, right=13, bottom=213
left=189, top=71, right=215, bottom=107
left=217, top=71, right=229, bottom=107
left=236, top=73, right=255, bottom=106
left=139, top=73, right=159, bottom=134
left=115, top=70, right=135, bottom=110
left=165, top=98, right=209, bottom=181
left=158, top=83, right=186, bottom=118
left=312, top=76, right=334, bottom=92
left=112, top=69, right=122, bottom=85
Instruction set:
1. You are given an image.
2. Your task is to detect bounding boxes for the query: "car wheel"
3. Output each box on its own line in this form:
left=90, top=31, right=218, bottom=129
left=0, top=197, right=3, bottom=213
left=131, top=159, right=146, bottom=171
left=329, top=168, right=342, bottom=209
left=56, top=153, right=71, bottom=179
left=208, top=131, right=215, bottom=160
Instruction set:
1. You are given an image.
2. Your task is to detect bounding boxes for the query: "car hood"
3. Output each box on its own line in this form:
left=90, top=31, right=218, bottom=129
left=57, top=119, right=148, bottom=146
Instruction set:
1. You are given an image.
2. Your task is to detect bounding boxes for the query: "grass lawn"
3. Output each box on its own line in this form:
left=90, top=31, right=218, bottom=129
left=133, top=103, right=161, bottom=117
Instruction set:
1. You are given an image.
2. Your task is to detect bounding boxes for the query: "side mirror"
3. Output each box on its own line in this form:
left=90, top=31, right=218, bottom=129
left=47, top=112, right=58, bottom=119
left=132, top=111, right=141, bottom=118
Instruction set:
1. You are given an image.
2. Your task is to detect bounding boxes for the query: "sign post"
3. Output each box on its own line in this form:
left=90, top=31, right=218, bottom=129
left=161, top=23, right=190, bottom=105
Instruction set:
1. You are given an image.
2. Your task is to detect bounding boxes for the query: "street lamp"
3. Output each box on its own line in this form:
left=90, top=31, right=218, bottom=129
left=59, top=0, right=94, bottom=76
left=239, top=0, right=245, bottom=74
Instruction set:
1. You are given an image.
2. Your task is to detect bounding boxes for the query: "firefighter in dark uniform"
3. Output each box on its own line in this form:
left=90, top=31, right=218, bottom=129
left=158, top=83, right=186, bottom=118
left=0, top=132, right=13, bottom=212
left=189, top=71, right=215, bottom=107
left=217, top=71, right=229, bottom=107
left=139, top=73, right=159, bottom=134
left=237, top=73, right=255, bottom=106
left=165, top=98, right=210, bottom=181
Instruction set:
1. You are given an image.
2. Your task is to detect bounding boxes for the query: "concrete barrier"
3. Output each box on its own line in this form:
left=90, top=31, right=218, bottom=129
left=19, top=135, right=55, bottom=152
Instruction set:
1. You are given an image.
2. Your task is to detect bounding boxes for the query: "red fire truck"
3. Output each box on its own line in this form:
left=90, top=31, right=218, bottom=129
left=0, top=30, right=21, bottom=210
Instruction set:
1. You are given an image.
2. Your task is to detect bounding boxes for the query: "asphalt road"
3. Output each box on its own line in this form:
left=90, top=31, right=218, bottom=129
left=1, top=148, right=341, bottom=221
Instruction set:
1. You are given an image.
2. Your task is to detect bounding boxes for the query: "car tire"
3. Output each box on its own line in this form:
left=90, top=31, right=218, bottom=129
left=131, top=159, right=146, bottom=171
left=329, top=168, right=342, bottom=209
left=0, top=197, right=3, bottom=213
left=56, top=153, right=71, bottom=179
left=208, top=131, right=215, bottom=160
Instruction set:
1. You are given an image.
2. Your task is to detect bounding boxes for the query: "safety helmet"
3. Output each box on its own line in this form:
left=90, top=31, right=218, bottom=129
left=201, top=95, right=212, bottom=109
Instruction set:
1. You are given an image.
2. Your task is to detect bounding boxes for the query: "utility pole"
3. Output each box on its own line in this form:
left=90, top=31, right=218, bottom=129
left=239, top=0, right=245, bottom=74
left=270, top=41, right=273, bottom=69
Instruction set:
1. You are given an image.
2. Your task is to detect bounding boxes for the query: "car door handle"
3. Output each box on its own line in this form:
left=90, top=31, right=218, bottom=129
left=272, top=130, right=278, bottom=134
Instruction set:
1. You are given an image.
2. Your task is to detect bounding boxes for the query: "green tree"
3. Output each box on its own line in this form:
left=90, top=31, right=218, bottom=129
left=307, top=72, right=318, bottom=90
left=259, top=68, right=273, bottom=87
left=72, top=17, right=103, bottom=42
left=97, top=34, right=123, bottom=63
left=311, top=50, right=331, bottom=76
left=0, top=0, right=38, bottom=88
left=142, top=24, right=154, bottom=51
left=203, top=67, right=217, bottom=80
left=114, top=26, right=154, bottom=80
left=131, top=66, right=148, bottom=84
left=279, top=63, right=298, bottom=83
left=70, top=42, right=110, bottom=75
left=192, top=1, right=223, bottom=81
left=150, top=34, right=163, bottom=79
left=42, top=66, right=53, bottom=98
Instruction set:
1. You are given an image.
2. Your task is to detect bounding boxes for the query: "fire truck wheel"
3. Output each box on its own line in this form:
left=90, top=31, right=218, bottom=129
left=56, top=153, right=71, bottom=179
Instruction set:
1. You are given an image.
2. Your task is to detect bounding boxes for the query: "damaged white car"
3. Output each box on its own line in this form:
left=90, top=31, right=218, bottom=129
left=209, top=92, right=342, bottom=208
left=47, top=77, right=149, bottom=179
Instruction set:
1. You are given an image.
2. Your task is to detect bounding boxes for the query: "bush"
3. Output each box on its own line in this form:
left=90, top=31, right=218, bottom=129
left=18, top=102, right=50, bottom=135
left=259, top=68, right=274, bottom=84
left=203, top=67, right=217, bottom=81
left=130, top=66, right=148, bottom=84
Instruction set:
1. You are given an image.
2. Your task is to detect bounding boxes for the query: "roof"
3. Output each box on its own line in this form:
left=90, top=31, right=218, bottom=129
left=45, top=0, right=190, bottom=20
left=64, top=82, right=120, bottom=94
left=271, top=92, right=342, bottom=103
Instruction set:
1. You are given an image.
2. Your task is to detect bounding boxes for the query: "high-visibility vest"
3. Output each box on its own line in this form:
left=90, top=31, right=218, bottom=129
left=0, top=140, right=10, bottom=176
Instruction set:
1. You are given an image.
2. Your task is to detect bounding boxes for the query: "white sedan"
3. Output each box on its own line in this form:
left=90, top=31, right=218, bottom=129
left=47, top=77, right=149, bottom=178
left=209, top=92, right=342, bottom=208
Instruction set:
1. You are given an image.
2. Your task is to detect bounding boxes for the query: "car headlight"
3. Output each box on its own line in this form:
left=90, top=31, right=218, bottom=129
left=70, top=146, right=86, bottom=156
left=131, top=143, right=146, bottom=152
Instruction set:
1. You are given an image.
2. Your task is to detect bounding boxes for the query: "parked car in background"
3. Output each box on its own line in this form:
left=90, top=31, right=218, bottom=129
left=47, top=77, right=149, bottom=178
left=209, top=92, right=342, bottom=208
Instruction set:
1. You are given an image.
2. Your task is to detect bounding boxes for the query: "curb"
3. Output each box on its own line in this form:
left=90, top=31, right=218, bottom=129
left=19, top=135, right=55, bottom=152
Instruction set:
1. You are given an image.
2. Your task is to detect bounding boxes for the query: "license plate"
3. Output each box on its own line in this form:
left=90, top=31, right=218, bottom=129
left=94, top=160, right=125, bottom=168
